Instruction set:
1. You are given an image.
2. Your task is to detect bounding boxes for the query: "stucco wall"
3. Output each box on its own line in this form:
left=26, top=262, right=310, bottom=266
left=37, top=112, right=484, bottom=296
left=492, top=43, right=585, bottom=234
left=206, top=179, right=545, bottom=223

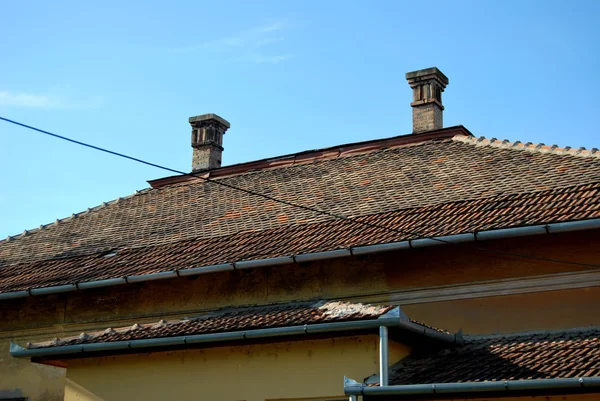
left=403, top=286, right=600, bottom=334
left=2, top=229, right=600, bottom=400
left=1, top=258, right=389, bottom=401
left=64, top=335, right=410, bottom=401
left=0, top=346, right=64, bottom=401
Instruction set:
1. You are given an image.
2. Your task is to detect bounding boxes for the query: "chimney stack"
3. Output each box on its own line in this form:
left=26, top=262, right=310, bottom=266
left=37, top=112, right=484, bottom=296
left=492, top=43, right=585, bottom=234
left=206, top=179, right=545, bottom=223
left=189, top=113, right=230, bottom=172
left=405, top=67, right=449, bottom=133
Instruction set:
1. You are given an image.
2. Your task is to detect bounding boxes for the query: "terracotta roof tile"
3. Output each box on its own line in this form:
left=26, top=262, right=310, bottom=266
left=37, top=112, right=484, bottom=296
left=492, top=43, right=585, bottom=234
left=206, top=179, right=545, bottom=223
left=27, top=300, right=394, bottom=349
left=0, top=182, right=598, bottom=293
left=1, top=133, right=600, bottom=293
left=384, top=328, right=600, bottom=385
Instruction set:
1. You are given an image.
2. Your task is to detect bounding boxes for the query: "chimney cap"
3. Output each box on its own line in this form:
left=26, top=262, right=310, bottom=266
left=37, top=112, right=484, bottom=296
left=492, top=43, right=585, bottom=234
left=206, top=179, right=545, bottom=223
left=189, top=113, right=231, bottom=128
left=405, top=67, right=449, bottom=85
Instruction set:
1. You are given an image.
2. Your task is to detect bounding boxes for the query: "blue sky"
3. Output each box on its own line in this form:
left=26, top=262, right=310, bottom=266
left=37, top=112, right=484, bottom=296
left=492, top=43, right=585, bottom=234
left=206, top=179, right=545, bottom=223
left=1, top=0, right=599, bottom=239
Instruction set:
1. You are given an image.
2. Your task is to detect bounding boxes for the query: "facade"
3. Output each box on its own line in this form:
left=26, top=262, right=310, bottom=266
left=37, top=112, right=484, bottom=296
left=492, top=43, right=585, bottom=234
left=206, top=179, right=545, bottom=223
left=1, top=67, right=600, bottom=401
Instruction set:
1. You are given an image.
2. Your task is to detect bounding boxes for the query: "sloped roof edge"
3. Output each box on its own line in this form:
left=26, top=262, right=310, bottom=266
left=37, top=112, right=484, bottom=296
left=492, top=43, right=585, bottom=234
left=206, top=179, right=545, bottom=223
left=2, top=217, right=599, bottom=302
left=357, top=325, right=600, bottom=394
left=10, top=302, right=459, bottom=360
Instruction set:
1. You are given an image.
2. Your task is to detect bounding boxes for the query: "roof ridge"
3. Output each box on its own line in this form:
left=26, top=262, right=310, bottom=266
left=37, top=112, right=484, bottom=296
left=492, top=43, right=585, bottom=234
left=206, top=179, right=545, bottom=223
left=159, top=137, right=457, bottom=190
left=464, top=325, right=600, bottom=341
left=1, top=187, right=152, bottom=244
left=150, top=127, right=469, bottom=188
left=453, top=134, right=600, bottom=159
left=2, top=134, right=463, bottom=242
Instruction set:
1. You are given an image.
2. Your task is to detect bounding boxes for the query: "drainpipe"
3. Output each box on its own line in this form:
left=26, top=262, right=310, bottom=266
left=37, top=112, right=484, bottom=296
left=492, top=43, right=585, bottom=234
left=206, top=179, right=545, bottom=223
left=348, top=396, right=357, bottom=401
left=379, top=326, right=389, bottom=386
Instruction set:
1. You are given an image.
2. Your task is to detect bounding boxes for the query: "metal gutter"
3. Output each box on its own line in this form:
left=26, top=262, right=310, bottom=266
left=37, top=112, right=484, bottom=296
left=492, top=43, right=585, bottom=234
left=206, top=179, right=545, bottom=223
left=2, top=218, right=599, bottom=302
left=388, top=306, right=461, bottom=345
left=10, top=310, right=402, bottom=359
left=344, top=376, right=600, bottom=397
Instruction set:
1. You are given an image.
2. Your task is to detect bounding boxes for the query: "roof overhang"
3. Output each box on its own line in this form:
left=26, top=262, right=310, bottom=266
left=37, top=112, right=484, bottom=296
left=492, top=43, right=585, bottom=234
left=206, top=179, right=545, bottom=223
left=10, top=306, right=461, bottom=362
left=2, top=217, right=599, bottom=302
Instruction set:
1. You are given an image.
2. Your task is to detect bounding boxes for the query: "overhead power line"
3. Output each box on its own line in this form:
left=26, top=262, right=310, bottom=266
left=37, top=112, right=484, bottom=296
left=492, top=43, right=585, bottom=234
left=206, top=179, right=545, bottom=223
left=1, top=115, right=599, bottom=269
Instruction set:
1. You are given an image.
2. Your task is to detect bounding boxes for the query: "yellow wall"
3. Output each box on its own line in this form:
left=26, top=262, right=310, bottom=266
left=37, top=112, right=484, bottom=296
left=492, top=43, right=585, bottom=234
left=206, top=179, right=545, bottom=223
left=64, top=335, right=410, bottom=401
left=402, top=286, right=600, bottom=334
left=0, top=259, right=388, bottom=401
left=0, top=342, right=64, bottom=401
left=3, top=229, right=600, bottom=400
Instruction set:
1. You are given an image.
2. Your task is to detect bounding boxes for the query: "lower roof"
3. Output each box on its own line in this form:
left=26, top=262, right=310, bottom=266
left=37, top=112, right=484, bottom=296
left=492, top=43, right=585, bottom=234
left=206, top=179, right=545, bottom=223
left=28, top=300, right=394, bottom=350
left=372, top=327, right=600, bottom=385
left=11, top=300, right=460, bottom=360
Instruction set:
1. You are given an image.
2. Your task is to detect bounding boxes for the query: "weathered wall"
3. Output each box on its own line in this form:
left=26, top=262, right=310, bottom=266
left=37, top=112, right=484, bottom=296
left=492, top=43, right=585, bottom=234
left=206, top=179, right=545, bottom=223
left=2, top=229, right=600, bottom=400
left=64, top=335, right=410, bottom=401
left=402, top=286, right=600, bottom=334
left=0, top=335, right=65, bottom=401
left=0, top=259, right=389, bottom=401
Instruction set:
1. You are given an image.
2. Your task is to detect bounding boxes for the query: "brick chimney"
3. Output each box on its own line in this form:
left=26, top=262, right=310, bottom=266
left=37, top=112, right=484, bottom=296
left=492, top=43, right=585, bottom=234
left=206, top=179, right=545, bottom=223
left=405, top=67, right=449, bottom=133
left=189, top=113, right=230, bottom=172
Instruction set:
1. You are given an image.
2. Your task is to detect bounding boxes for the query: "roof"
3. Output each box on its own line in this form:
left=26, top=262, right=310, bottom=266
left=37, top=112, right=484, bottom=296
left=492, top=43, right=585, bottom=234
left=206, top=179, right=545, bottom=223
left=2, top=126, right=600, bottom=294
left=13, top=301, right=463, bottom=360
left=26, top=301, right=394, bottom=350
left=380, top=327, right=600, bottom=385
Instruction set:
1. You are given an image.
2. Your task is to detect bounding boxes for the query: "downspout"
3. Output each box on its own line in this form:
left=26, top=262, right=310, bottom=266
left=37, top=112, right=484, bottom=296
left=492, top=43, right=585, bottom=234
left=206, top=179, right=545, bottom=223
left=379, top=326, right=389, bottom=386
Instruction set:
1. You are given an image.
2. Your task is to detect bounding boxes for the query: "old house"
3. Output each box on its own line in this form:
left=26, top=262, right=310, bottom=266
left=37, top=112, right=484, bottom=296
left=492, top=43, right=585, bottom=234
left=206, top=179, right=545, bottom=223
left=1, top=67, right=599, bottom=401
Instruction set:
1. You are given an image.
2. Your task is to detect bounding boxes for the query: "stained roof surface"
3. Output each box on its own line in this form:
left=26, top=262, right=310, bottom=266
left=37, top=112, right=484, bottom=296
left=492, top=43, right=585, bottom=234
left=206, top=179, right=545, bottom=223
left=1, top=127, right=600, bottom=293
left=383, top=327, right=600, bottom=384
left=27, top=300, right=394, bottom=349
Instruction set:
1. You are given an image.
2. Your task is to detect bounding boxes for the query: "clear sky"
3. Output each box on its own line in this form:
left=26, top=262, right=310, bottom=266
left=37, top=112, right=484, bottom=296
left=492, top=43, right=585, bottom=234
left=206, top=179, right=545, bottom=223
left=1, top=0, right=599, bottom=239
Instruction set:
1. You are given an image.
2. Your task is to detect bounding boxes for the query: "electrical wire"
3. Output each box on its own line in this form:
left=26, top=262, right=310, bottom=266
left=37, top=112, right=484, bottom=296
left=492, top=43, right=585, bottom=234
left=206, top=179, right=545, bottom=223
left=1, top=115, right=599, bottom=269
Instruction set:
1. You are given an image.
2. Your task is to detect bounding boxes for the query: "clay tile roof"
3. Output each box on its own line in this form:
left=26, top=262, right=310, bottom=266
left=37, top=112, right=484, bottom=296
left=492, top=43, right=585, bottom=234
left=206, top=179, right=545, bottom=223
left=28, top=300, right=394, bottom=349
left=1, top=128, right=600, bottom=293
left=384, top=327, right=600, bottom=385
